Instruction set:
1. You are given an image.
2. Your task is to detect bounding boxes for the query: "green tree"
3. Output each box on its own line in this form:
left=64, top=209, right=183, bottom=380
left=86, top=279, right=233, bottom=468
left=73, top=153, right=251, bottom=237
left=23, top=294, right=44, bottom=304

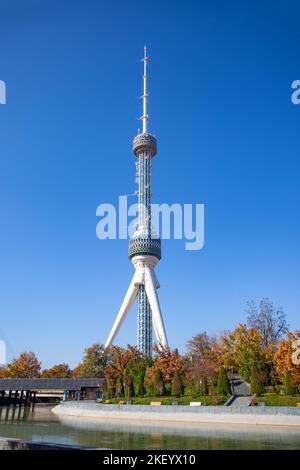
left=73, top=343, right=108, bottom=377
left=133, top=371, right=145, bottom=397
left=216, top=367, right=230, bottom=395
left=106, top=379, right=114, bottom=399
left=250, top=365, right=264, bottom=396
left=125, top=375, right=133, bottom=400
left=283, top=370, right=294, bottom=396
left=154, top=369, right=164, bottom=396
left=171, top=370, right=183, bottom=397
left=115, top=378, right=123, bottom=398
left=143, top=367, right=156, bottom=396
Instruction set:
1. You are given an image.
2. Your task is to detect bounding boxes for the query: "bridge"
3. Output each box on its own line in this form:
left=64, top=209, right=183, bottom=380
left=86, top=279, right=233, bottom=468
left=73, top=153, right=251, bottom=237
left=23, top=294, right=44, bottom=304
left=0, top=378, right=105, bottom=406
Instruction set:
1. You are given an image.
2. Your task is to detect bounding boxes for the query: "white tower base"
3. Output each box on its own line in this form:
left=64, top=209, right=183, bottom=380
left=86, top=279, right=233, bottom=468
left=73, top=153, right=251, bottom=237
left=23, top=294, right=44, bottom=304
left=105, top=255, right=168, bottom=351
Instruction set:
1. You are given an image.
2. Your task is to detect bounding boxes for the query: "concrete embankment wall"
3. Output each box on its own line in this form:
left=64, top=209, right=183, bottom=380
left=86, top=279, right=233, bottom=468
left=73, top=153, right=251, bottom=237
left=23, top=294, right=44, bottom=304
left=52, top=402, right=300, bottom=427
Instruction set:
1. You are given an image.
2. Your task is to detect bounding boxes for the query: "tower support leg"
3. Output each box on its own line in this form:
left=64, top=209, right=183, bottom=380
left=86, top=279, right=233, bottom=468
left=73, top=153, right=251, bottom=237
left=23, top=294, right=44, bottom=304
left=105, top=272, right=140, bottom=349
left=144, top=267, right=168, bottom=348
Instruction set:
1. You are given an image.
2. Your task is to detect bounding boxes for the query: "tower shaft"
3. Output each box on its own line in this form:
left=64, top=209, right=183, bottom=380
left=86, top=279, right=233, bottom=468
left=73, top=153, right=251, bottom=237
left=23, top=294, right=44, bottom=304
left=104, top=47, right=168, bottom=356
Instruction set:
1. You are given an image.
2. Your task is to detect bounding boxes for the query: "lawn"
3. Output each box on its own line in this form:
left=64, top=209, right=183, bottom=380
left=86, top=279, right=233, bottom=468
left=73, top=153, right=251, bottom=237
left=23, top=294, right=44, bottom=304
left=257, top=394, right=300, bottom=406
left=101, top=395, right=228, bottom=406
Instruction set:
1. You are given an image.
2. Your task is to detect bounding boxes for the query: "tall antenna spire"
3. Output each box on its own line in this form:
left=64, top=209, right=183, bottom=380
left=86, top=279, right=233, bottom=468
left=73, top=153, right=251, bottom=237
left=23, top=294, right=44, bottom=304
left=141, top=45, right=149, bottom=134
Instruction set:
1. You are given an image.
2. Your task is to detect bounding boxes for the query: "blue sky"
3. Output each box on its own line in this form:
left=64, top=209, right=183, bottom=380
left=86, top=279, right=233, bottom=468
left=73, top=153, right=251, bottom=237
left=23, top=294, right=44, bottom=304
left=0, top=0, right=299, bottom=368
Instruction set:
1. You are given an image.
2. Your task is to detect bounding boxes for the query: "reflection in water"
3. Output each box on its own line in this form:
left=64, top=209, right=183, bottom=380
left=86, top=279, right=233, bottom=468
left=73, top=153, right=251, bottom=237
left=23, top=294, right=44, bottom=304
left=0, top=405, right=300, bottom=450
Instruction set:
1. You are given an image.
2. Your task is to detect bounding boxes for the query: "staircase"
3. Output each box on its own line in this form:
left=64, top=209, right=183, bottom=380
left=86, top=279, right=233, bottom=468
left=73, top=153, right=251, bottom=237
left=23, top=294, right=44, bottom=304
left=227, top=375, right=251, bottom=407
left=229, top=396, right=251, bottom=407
left=231, top=375, right=250, bottom=396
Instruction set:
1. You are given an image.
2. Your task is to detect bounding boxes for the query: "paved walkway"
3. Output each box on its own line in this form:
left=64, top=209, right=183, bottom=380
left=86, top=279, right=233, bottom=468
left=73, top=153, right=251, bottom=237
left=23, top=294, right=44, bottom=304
left=232, top=375, right=250, bottom=396
left=229, top=396, right=251, bottom=407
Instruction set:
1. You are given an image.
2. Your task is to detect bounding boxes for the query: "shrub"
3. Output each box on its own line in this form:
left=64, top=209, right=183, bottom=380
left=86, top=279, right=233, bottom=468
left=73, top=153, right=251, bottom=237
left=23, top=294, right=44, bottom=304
left=250, top=366, right=264, bottom=396
left=216, top=367, right=230, bottom=395
left=283, top=370, right=295, bottom=396
left=106, top=380, right=114, bottom=399
left=171, top=370, right=183, bottom=397
left=125, top=376, right=134, bottom=400
left=133, top=373, right=144, bottom=397
left=154, top=369, right=164, bottom=396
left=115, top=378, right=123, bottom=398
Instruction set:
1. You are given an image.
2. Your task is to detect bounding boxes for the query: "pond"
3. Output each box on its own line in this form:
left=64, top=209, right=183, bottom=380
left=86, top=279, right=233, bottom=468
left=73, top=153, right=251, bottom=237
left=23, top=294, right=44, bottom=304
left=0, top=405, right=300, bottom=450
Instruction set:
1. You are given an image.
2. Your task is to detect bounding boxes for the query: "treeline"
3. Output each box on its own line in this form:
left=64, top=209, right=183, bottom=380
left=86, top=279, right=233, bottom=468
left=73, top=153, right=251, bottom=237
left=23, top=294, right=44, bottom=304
left=0, top=298, right=299, bottom=397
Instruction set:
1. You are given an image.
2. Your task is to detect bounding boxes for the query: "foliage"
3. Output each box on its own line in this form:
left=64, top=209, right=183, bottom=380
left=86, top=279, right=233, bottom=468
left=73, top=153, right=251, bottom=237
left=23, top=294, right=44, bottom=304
left=250, top=365, right=264, bottom=396
left=154, top=369, right=164, bottom=396
left=171, top=370, right=183, bottom=397
left=274, top=331, right=300, bottom=387
left=73, top=343, right=108, bottom=378
left=143, top=366, right=156, bottom=396
left=216, top=367, right=230, bottom=395
left=283, top=370, right=294, bottom=396
left=186, top=332, right=211, bottom=357
left=6, top=352, right=41, bottom=378
left=104, top=345, right=148, bottom=397
left=41, top=363, right=71, bottom=378
left=152, top=345, right=185, bottom=384
left=133, top=372, right=145, bottom=397
left=106, top=379, right=114, bottom=399
left=104, top=395, right=227, bottom=406
left=125, top=375, right=134, bottom=400
left=219, top=324, right=265, bottom=382
left=246, top=298, right=288, bottom=348
left=257, top=395, right=300, bottom=407
left=115, top=378, right=123, bottom=398
left=185, top=331, right=219, bottom=395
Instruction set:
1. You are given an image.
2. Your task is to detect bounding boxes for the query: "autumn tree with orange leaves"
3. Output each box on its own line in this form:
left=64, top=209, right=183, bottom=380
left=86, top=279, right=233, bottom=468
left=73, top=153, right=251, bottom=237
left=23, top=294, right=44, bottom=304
left=41, top=363, right=72, bottom=378
left=5, top=352, right=41, bottom=378
left=274, top=330, right=300, bottom=387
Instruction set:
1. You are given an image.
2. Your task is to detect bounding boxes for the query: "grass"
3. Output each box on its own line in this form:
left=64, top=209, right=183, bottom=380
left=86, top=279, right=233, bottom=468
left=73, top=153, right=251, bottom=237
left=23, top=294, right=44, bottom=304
left=257, top=395, right=300, bottom=406
left=101, top=395, right=228, bottom=406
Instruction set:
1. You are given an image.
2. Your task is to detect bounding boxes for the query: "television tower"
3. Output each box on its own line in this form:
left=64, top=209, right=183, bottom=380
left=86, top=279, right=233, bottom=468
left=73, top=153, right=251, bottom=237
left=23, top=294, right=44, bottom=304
left=105, top=46, right=168, bottom=355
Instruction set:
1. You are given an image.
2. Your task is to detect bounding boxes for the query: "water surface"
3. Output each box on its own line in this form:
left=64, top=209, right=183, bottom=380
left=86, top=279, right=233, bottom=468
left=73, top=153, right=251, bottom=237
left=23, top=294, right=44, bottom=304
left=0, top=405, right=300, bottom=450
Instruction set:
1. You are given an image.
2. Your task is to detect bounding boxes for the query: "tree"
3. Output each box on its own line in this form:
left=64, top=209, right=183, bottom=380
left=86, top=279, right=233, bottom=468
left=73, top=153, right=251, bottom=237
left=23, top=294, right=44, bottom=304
left=143, top=366, right=156, bottom=396
left=219, top=324, right=265, bottom=382
left=41, top=363, right=71, bottom=378
left=72, top=362, right=85, bottom=378
left=6, top=352, right=41, bottom=378
left=125, top=375, right=134, bottom=400
left=283, top=370, right=294, bottom=396
left=250, top=365, right=264, bottom=396
left=115, top=378, right=123, bottom=398
left=274, top=331, right=300, bottom=387
left=186, top=332, right=211, bottom=358
left=0, top=367, right=8, bottom=378
left=171, top=370, right=183, bottom=397
left=216, top=367, right=230, bottom=395
left=133, top=371, right=145, bottom=397
left=153, top=345, right=185, bottom=385
left=186, top=332, right=219, bottom=395
left=103, top=345, right=147, bottom=396
left=246, top=298, right=288, bottom=349
left=106, top=379, right=114, bottom=399
left=74, top=343, right=108, bottom=378
left=154, top=369, right=164, bottom=396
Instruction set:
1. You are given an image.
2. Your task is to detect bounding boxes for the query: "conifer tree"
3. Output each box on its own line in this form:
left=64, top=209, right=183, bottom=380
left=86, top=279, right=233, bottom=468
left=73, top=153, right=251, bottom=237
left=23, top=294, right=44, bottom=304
left=171, top=370, right=183, bottom=397
left=216, top=367, right=231, bottom=395
left=154, top=369, right=164, bottom=396
left=283, top=370, right=294, bottom=396
left=250, top=365, right=264, bottom=396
